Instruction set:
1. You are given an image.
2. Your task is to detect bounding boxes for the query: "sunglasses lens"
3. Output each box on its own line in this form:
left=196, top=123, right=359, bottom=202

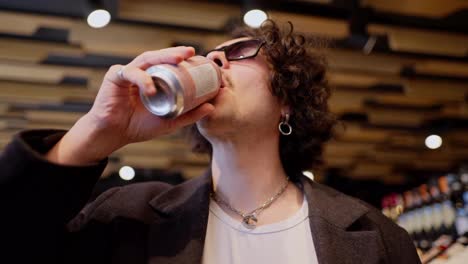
left=226, top=40, right=262, bottom=60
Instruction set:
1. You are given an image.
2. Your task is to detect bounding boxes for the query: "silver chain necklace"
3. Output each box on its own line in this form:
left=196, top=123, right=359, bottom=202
left=210, top=177, right=290, bottom=229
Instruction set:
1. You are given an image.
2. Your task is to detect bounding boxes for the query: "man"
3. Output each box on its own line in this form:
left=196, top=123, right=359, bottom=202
left=0, top=20, right=420, bottom=263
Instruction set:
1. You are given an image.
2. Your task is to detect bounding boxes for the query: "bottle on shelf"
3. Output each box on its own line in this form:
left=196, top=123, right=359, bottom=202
left=428, top=178, right=443, bottom=242
left=419, top=184, right=435, bottom=250
left=453, top=168, right=468, bottom=238
left=398, top=191, right=416, bottom=245
left=439, top=175, right=458, bottom=239
left=411, top=187, right=429, bottom=251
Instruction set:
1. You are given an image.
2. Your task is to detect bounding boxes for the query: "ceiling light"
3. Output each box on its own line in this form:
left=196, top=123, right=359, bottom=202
left=87, top=9, right=111, bottom=28
left=425, top=135, right=442, bottom=150
left=243, top=9, right=267, bottom=28
left=119, top=166, right=135, bottom=181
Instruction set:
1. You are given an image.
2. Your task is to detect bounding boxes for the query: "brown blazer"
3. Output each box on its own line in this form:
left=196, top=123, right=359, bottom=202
left=1, top=130, right=421, bottom=264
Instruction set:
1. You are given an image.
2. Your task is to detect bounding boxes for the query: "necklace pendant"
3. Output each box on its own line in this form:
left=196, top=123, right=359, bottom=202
left=242, top=214, right=258, bottom=229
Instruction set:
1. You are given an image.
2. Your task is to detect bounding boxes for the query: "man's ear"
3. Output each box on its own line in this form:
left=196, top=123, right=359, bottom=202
left=281, top=105, right=291, bottom=116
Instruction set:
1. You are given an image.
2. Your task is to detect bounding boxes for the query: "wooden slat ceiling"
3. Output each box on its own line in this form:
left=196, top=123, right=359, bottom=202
left=361, top=0, right=468, bottom=18
left=0, top=0, right=467, bottom=184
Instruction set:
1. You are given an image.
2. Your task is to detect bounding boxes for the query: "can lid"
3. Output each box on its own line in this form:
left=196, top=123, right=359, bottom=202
left=141, top=66, right=184, bottom=117
left=140, top=77, right=174, bottom=115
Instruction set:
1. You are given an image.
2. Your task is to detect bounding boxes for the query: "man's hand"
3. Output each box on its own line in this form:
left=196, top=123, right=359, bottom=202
left=45, top=47, right=214, bottom=166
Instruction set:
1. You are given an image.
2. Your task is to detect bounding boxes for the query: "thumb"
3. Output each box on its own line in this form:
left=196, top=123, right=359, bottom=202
left=173, top=103, right=215, bottom=128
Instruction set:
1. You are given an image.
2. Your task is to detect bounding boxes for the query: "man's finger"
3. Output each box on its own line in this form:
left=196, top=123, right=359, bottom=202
left=105, top=65, right=156, bottom=96
left=128, top=46, right=196, bottom=70
left=118, top=66, right=157, bottom=96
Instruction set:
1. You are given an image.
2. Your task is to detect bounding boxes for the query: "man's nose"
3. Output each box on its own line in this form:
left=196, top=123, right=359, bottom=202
left=206, top=51, right=230, bottom=69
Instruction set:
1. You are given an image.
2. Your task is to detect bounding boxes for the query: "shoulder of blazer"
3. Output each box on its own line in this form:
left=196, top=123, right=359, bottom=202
left=301, top=177, right=411, bottom=236
left=354, top=199, right=419, bottom=261
left=304, top=179, right=418, bottom=260
left=69, top=170, right=211, bottom=232
left=300, top=176, right=370, bottom=229
left=67, top=181, right=174, bottom=231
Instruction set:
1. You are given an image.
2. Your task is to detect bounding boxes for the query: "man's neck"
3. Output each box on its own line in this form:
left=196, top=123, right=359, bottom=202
left=210, top=136, right=291, bottom=214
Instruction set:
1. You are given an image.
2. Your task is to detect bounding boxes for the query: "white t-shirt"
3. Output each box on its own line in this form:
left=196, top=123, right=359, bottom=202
left=201, top=195, right=319, bottom=264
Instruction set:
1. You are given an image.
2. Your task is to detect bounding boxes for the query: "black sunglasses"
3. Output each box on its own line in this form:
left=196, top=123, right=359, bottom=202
left=205, top=39, right=265, bottom=61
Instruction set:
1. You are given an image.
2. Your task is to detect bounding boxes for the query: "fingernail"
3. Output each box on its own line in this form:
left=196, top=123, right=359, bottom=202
left=147, top=86, right=156, bottom=96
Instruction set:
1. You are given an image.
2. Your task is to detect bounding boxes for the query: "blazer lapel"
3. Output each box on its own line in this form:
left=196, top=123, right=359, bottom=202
left=147, top=171, right=212, bottom=264
left=300, top=176, right=385, bottom=264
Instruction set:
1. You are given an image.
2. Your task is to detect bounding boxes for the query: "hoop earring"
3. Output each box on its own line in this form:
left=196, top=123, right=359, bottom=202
left=278, top=114, right=292, bottom=136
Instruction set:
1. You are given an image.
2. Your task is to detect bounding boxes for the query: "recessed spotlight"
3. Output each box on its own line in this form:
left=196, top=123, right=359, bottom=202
left=243, top=9, right=267, bottom=28
left=119, top=166, right=135, bottom=181
left=87, top=9, right=111, bottom=28
left=425, top=135, right=442, bottom=149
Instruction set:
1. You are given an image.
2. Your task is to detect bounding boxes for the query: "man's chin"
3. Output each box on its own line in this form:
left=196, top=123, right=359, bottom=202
left=196, top=105, right=232, bottom=129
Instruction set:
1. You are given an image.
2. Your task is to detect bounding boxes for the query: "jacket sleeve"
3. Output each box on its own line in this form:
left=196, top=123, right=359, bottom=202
left=0, top=129, right=109, bottom=262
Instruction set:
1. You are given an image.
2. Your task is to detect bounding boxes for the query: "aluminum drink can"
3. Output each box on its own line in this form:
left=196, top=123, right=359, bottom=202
left=140, top=55, right=221, bottom=118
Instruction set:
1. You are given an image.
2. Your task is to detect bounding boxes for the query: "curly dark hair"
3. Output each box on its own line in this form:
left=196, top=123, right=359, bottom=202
left=186, top=19, right=336, bottom=181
